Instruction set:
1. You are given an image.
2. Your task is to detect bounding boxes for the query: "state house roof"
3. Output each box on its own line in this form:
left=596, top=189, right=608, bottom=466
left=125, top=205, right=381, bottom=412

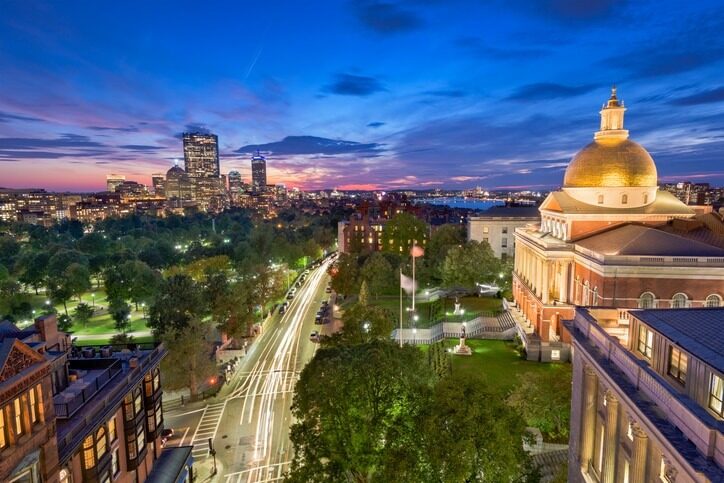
left=541, top=190, right=694, bottom=216
left=576, top=224, right=724, bottom=257
left=632, top=309, right=724, bottom=374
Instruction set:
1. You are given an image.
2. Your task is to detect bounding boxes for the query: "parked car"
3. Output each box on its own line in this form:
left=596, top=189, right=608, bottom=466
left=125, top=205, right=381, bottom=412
left=161, top=428, right=174, bottom=447
left=310, top=331, right=320, bottom=342
left=279, top=302, right=288, bottom=314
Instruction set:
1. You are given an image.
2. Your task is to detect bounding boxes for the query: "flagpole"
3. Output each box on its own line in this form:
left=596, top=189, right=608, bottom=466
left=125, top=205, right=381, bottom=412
left=412, top=242, right=416, bottom=313
left=399, top=267, right=403, bottom=347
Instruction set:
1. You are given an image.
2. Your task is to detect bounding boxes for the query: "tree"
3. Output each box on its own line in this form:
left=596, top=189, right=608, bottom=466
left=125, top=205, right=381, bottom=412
left=425, top=224, right=466, bottom=283
left=287, top=341, right=433, bottom=483
left=110, top=299, right=132, bottom=334
left=73, top=302, right=95, bottom=327
left=381, top=213, right=428, bottom=255
left=360, top=252, right=394, bottom=298
left=57, top=313, right=73, bottom=332
left=441, top=241, right=501, bottom=289
left=507, top=370, right=572, bottom=443
left=160, top=319, right=217, bottom=398
left=329, top=253, right=359, bottom=296
left=15, top=250, right=49, bottom=294
left=64, top=263, right=91, bottom=302
left=148, top=275, right=205, bottom=337
left=358, top=280, right=370, bottom=307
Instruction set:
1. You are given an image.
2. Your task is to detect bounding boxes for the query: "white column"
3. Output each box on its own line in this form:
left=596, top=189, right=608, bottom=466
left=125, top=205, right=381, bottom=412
left=541, top=261, right=550, bottom=304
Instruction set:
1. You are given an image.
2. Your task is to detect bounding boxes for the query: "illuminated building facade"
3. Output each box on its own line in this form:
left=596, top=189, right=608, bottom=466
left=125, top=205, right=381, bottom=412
left=0, top=315, right=193, bottom=483
left=182, top=133, right=219, bottom=178
left=468, top=206, right=539, bottom=258
left=566, top=308, right=724, bottom=482
left=106, top=175, right=126, bottom=193
left=510, top=89, right=724, bottom=362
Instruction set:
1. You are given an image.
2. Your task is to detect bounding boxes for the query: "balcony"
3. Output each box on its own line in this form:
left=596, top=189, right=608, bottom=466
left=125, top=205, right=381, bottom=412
left=53, top=359, right=122, bottom=419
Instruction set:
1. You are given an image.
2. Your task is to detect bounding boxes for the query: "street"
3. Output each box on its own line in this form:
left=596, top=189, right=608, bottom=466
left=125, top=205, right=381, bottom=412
left=164, top=259, right=333, bottom=482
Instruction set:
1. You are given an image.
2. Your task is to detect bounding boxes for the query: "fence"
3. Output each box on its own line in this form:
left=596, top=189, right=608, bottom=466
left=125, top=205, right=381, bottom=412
left=392, top=313, right=518, bottom=345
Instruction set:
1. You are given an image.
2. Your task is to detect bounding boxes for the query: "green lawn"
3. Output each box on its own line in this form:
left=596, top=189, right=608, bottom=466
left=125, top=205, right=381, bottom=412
left=420, top=339, right=571, bottom=395
left=74, top=334, right=157, bottom=346
left=69, top=312, right=149, bottom=335
left=371, top=295, right=502, bottom=328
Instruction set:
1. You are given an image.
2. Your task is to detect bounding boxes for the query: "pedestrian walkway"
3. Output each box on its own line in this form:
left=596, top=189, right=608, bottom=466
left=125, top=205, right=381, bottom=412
left=190, top=400, right=227, bottom=460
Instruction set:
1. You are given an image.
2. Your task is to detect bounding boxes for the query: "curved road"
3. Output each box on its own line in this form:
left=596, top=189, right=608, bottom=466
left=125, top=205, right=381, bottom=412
left=166, top=259, right=333, bottom=482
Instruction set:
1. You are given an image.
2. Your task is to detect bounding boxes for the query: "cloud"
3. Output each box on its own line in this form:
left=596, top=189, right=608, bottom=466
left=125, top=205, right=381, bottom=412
left=235, top=135, right=384, bottom=157
left=352, top=1, right=422, bottom=34
left=509, top=0, right=627, bottom=21
left=0, top=111, right=44, bottom=123
left=118, top=144, right=165, bottom=151
left=87, top=125, right=139, bottom=133
left=322, top=73, right=386, bottom=96
left=456, top=37, right=549, bottom=60
left=367, top=121, right=386, bottom=128
left=507, top=83, right=597, bottom=101
left=670, top=87, right=724, bottom=106
left=0, top=133, right=105, bottom=149
left=422, top=89, right=467, bottom=98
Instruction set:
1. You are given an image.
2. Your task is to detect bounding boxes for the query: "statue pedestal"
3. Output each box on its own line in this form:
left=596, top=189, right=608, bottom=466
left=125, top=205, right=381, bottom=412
left=453, top=335, right=472, bottom=356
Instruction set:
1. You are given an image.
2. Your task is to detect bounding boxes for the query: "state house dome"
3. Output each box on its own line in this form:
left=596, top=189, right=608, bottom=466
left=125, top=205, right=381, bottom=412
left=562, top=87, right=658, bottom=208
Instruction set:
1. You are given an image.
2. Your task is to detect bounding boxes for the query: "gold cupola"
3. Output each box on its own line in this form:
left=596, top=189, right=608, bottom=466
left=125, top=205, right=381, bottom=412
left=562, top=87, right=658, bottom=208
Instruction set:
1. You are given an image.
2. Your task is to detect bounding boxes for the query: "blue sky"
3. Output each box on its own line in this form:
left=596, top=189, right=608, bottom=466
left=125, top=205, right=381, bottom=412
left=0, top=0, right=723, bottom=191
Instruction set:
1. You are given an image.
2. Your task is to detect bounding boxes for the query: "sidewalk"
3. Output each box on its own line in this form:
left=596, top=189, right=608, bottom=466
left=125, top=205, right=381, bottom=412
left=193, top=455, right=224, bottom=482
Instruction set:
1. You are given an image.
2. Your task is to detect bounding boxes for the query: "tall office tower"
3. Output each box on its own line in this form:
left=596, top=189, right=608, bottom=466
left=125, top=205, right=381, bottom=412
left=106, top=174, right=125, bottom=192
left=151, top=173, right=165, bottom=196
left=251, top=150, right=267, bottom=192
left=228, top=170, right=243, bottom=204
left=183, top=133, right=219, bottom=177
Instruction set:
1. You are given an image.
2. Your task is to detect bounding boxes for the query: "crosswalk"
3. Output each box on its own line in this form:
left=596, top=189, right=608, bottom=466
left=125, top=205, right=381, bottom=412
left=190, top=401, right=227, bottom=459
left=223, top=461, right=291, bottom=483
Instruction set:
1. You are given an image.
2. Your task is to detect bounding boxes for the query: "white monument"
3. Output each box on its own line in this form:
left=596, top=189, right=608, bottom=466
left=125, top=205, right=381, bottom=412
left=453, top=324, right=472, bottom=356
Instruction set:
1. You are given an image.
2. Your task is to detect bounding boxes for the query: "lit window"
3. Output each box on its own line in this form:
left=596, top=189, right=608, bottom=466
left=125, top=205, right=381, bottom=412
left=123, top=394, right=134, bottom=421
left=133, top=388, right=142, bottom=415
left=136, top=425, right=146, bottom=455
left=83, top=434, right=96, bottom=469
left=108, top=417, right=117, bottom=443
left=551, top=350, right=560, bottom=361
left=637, top=325, right=653, bottom=360
left=144, top=373, right=153, bottom=397
left=155, top=401, right=163, bottom=428
left=59, top=468, right=71, bottom=483
left=483, top=226, right=489, bottom=234
left=13, top=398, right=23, bottom=436
left=96, top=426, right=107, bottom=459
left=667, top=347, right=688, bottom=385
left=709, top=374, right=723, bottom=417
left=111, top=448, right=120, bottom=477
left=706, top=294, right=722, bottom=307
left=0, top=406, right=6, bottom=449
left=627, top=422, right=633, bottom=441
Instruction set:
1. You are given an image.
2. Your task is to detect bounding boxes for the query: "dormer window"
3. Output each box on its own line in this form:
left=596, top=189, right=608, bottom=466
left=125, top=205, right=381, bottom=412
left=597, top=194, right=604, bottom=204
left=621, top=194, right=628, bottom=205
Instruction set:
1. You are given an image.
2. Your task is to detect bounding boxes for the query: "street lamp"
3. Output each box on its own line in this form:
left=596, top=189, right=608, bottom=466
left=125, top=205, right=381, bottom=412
left=208, top=438, right=217, bottom=476
left=362, top=322, right=370, bottom=333
left=91, top=293, right=96, bottom=308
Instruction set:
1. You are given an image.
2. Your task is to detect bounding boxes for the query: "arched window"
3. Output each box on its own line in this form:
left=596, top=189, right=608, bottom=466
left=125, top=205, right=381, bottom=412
left=639, top=292, right=655, bottom=309
left=706, top=294, right=722, bottom=307
left=621, top=194, right=628, bottom=205
left=597, top=194, right=604, bottom=204
left=671, top=293, right=688, bottom=309
left=96, top=426, right=107, bottom=459
left=83, top=435, right=96, bottom=470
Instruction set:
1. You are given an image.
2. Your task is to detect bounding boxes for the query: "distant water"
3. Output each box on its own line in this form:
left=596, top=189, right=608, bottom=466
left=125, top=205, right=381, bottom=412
left=415, top=197, right=505, bottom=211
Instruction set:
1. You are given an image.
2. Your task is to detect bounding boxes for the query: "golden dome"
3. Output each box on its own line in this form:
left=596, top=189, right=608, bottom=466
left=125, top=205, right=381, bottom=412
left=563, top=138, right=657, bottom=188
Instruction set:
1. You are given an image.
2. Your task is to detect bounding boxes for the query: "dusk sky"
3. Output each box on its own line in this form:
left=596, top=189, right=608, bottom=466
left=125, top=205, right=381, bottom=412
left=1, top=0, right=723, bottom=192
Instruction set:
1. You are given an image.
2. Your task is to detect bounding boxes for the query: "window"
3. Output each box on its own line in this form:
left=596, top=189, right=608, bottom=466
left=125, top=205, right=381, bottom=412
left=621, top=194, right=628, bottom=205
left=668, top=347, right=688, bottom=385
left=127, top=438, right=137, bottom=460
left=83, top=434, right=96, bottom=469
left=153, top=368, right=161, bottom=392
left=627, top=422, right=633, bottom=441
left=136, top=425, right=146, bottom=455
left=28, top=385, right=41, bottom=425
left=637, top=325, right=653, bottom=360
left=671, top=293, right=688, bottom=308
left=123, top=394, right=134, bottom=421
left=154, top=401, right=162, bottom=429
left=597, top=194, right=604, bottom=204
left=709, top=374, right=723, bottom=417
left=59, top=468, right=71, bottom=483
left=483, top=226, right=489, bottom=234
left=13, top=398, right=23, bottom=436
left=706, top=294, right=722, bottom=307
left=639, top=292, right=655, bottom=309
left=501, top=237, right=508, bottom=248
left=502, top=226, right=508, bottom=234
left=111, top=448, right=120, bottom=477
left=551, top=350, right=560, bottom=361
left=643, top=193, right=649, bottom=204
left=134, top=388, right=142, bottom=414
left=108, top=417, right=117, bottom=443
left=0, top=406, right=6, bottom=449
left=147, top=410, right=156, bottom=433
left=96, top=426, right=107, bottom=459
left=144, top=373, right=153, bottom=397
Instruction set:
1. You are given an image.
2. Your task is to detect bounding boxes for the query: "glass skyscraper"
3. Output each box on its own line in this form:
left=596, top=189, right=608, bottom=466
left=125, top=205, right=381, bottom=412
left=251, top=150, right=267, bottom=192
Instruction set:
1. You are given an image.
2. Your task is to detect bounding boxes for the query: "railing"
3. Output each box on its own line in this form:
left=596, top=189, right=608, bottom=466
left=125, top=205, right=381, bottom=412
left=57, top=344, right=166, bottom=460
left=54, top=359, right=122, bottom=419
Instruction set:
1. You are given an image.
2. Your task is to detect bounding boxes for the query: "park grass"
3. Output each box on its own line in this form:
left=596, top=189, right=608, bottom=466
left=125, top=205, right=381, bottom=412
left=69, top=312, right=148, bottom=335
left=371, top=295, right=503, bottom=329
left=420, top=338, right=571, bottom=395
left=74, top=334, right=157, bottom=346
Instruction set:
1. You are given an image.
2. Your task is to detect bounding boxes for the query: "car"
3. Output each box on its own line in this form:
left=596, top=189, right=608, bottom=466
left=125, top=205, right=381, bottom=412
left=286, top=293, right=294, bottom=300
left=325, top=286, right=332, bottom=293
left=161, top=428, right=174, bottom=446
left=279, top=302, right=288, bottom=314
left=310, top=331, right=320, bottom=342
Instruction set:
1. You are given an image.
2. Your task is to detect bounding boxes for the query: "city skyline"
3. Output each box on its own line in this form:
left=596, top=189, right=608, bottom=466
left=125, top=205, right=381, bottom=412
left=1, top=1, right=723, bottom=192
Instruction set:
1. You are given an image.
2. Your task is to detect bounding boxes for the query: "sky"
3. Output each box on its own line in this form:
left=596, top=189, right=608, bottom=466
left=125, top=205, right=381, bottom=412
left=0, top=0, right=723, bottom=192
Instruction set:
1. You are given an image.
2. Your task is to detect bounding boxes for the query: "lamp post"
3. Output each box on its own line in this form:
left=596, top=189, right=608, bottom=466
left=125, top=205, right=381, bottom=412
left=208, top=438, right=217, bottom=476
left=91, top=293, right=96, bottom=309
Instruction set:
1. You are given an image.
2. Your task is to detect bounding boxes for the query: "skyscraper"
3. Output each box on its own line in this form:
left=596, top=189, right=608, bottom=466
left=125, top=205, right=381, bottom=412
left=183, top=133, right=219, bottom=177
left=106, top=174, right=125, bottom=192
left=251, top=150, right=267, bottom=192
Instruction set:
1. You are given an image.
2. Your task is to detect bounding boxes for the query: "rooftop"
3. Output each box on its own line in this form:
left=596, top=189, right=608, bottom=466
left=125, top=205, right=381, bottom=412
left=146, top=446, right=193, bottom=483
left=542, top=190, right=694, bottom=216
left=470, top=205, right=540, bottom=218
left=632, top=308, right=724, bottom=374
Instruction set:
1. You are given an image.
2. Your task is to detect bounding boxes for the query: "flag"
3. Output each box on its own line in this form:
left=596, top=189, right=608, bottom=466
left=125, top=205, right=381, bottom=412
left=410, top=244, right=424, bottom=258
left=400, top=272, right=417, bottom=294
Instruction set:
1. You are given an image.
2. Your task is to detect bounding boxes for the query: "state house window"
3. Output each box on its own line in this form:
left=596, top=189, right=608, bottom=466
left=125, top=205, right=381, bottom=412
left=502, top=226, right=508, bottom=234
left=637, top=326, right=653, bottom=360
left=709, top=374, right=723, bottom=417
left=483, top=226, right=489, bottom=234
left=638, top=292, right=655, bottom=309
left=621, top=194, right=628, bottom=205
left=706, top=294, right=722, bottom=307
left=667, top=347, right=688, bottom=385
left=0, top=406, right=7, bottom=449
left=671, top=293, right=688, bottom=308
left=597, top=194, right=604, bottom=204
left=501, top=237, right=508, bottom=248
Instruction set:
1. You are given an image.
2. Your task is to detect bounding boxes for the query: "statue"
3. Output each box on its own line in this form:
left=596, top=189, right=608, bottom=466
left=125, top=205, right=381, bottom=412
left=453, top=324, right=472, bottom=355
left=453, top=297, right=463, bottom=315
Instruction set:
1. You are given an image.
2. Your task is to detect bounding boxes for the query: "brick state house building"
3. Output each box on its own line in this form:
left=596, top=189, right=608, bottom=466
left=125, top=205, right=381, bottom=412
left=511, top=88, right=724, bottom=362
